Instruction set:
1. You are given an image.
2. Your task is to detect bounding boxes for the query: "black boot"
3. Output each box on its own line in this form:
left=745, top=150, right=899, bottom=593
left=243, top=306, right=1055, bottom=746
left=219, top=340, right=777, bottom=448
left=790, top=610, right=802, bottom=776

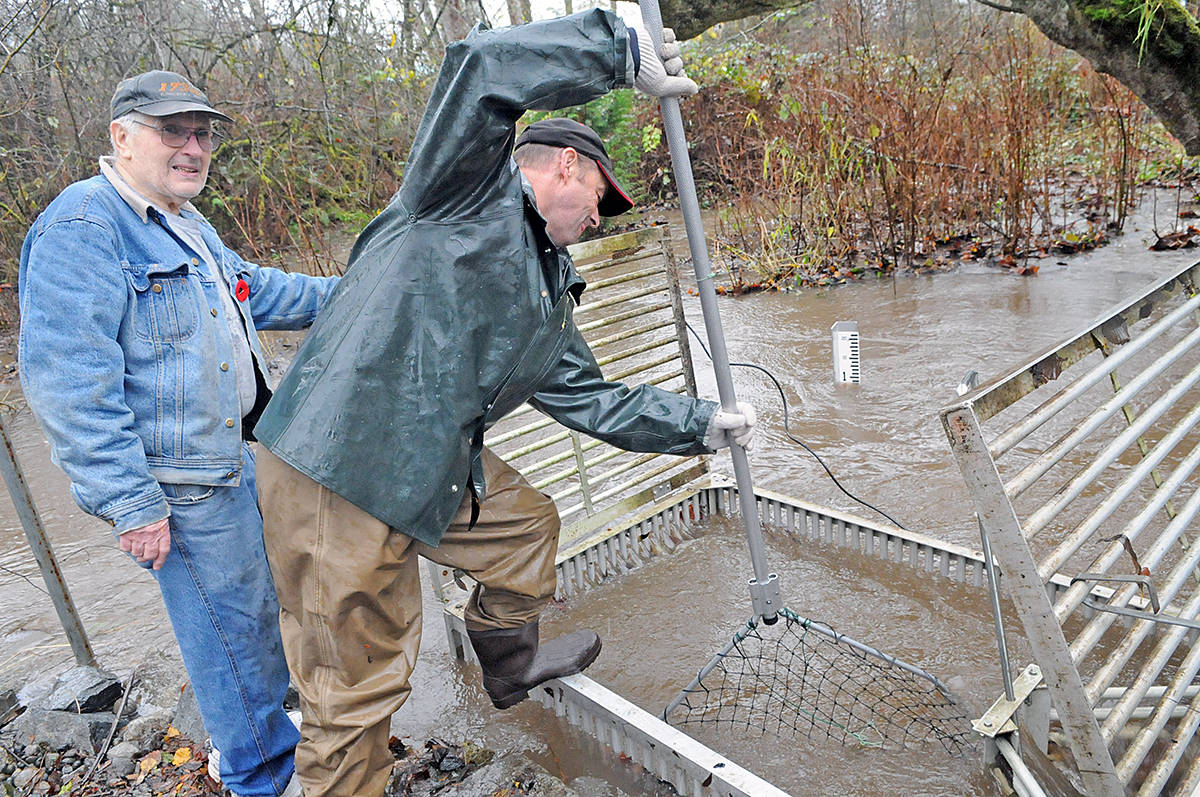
left=467, top=623, right=601, bottom=709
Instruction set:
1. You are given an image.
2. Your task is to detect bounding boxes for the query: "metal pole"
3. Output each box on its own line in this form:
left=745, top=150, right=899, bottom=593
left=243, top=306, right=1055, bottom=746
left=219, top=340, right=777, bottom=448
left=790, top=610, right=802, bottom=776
left=996, top=736, right=1050, bottom=797
left=637, top=0, right=780, bottom=622
left=978, top=513, right=1014, bottom=701
left=0, top=410, right=95, bottom=666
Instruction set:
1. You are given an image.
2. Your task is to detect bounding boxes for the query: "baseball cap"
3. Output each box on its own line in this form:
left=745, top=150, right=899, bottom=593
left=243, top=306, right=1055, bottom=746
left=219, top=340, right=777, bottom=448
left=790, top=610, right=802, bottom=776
left=111, top=70, right=234, bottom=123
left=515, top=118, right=634, bottom=216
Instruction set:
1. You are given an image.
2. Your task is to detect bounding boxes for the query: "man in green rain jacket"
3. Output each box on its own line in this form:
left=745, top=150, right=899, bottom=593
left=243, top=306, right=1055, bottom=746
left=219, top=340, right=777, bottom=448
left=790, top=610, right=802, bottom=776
left=255, top=9, right=755, bottom=795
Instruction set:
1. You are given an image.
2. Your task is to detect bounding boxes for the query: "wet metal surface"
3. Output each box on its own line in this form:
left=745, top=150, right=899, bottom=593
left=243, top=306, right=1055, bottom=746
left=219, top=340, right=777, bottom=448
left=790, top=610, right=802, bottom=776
left=1, top=198, right=1198, bottom=791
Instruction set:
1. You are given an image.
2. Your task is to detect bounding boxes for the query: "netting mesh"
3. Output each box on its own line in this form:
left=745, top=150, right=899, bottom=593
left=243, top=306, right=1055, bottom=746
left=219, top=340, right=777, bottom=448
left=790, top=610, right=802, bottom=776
left=663, top=608, right=976, bottom=755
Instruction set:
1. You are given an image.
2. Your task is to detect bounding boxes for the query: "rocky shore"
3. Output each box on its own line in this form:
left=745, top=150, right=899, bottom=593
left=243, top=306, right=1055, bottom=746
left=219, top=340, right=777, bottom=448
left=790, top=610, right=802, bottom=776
left=0, top=665, right=624, bottom=796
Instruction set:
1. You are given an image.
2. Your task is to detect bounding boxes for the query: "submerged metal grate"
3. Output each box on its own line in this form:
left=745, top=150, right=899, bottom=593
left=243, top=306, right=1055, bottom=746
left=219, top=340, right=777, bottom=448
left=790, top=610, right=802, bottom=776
left=942, top=259, right=1200, bottom=796
left=436, top=472, right=996, bottom=796
left=440, top=475, right=993, bottom=795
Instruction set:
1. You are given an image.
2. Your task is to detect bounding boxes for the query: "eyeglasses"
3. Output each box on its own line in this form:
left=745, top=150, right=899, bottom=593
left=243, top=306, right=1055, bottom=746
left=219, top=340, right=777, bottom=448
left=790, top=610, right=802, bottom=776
left=132, top=119, right=223, bottom=151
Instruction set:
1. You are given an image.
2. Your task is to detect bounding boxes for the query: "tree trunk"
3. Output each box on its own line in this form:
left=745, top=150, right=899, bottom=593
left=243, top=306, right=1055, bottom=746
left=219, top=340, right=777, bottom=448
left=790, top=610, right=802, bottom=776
left=506, top=0, right=531, bottom=24
left=437, top=0, right=475, bottom=41
left=655, top=0, right=808, bottom=39
left=1011, top=0, right=1200, bottom=154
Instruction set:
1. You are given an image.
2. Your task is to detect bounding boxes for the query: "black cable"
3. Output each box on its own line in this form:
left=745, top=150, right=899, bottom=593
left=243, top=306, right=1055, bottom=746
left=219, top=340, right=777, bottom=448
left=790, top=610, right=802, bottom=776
left=685, top=320, right=908, bottom=530
left=0, top=563, right=49, bottom=596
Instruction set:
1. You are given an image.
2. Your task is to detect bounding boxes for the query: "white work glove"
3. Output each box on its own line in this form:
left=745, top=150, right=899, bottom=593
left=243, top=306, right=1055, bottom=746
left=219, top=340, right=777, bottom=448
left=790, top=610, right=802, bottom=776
left=705, top=401, right=757, bottom=450
left=629, top=21, right=698, bottom=98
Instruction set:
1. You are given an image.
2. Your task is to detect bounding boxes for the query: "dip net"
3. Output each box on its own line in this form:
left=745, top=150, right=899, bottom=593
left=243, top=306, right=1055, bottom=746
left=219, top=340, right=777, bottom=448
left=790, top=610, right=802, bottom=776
left=662, top=607, right=975, bottom=755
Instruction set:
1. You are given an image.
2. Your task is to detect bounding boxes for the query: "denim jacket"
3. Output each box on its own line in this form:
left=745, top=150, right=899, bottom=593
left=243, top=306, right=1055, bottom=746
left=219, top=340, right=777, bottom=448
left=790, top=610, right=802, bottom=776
left=18, top=168, right=339, bottom=533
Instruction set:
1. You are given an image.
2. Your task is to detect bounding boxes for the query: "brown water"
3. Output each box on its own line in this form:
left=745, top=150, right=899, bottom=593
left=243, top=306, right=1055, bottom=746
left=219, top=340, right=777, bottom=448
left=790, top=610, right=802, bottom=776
left=1, top=197, right=1197, bottom=793
left=541, top=516, right=1010, bottom=794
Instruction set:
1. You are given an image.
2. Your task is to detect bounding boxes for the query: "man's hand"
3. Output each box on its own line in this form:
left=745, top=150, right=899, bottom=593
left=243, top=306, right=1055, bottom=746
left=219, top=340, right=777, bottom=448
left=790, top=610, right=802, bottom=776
left=707, top=402, right=757, bottom=450
left=630, top=22, right=698, bottom=98
left=120, top=518, right=171, bottom=570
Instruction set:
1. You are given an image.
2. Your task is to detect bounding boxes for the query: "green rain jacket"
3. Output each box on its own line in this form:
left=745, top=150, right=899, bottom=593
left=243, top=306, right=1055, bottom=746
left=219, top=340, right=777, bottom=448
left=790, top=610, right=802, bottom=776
left=255, top=9, right=718, bottom=547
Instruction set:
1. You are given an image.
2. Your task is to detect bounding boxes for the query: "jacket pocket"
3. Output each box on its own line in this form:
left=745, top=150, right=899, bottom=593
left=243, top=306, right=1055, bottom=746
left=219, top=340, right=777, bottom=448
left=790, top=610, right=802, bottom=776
left=125, top=262, right=200, bottom=342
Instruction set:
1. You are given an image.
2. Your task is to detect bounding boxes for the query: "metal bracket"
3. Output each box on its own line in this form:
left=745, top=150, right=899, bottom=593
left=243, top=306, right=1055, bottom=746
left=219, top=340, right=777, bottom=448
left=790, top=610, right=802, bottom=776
left=974, top=664, right=1045, bottom=737
left=1069, top=571, right=1200, bottom=629
left=1070, top=571, right=1160, bottom=612
left=749, top=572, right=781, bottom=621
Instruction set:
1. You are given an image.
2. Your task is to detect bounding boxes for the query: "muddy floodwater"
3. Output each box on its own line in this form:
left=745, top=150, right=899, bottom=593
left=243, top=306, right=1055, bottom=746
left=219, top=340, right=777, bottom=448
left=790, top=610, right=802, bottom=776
left=1, top=198, right=1198, bottom=794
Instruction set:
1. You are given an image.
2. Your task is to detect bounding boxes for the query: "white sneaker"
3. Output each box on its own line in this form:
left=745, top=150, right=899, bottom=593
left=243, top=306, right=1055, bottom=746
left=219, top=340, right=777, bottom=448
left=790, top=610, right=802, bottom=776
left=207, top=745, right=221, bottom=783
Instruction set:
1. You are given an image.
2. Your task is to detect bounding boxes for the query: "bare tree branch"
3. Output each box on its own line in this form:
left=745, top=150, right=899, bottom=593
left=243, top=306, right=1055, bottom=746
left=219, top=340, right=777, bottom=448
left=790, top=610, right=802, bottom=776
left=972, top=0, right=1022, bottom=13
left=0, top=0, right=54, bottom=78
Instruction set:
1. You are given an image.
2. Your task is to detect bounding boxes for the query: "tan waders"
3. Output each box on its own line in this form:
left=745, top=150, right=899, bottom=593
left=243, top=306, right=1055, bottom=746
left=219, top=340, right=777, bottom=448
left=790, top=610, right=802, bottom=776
left=258, top=446, right=598, bottom=797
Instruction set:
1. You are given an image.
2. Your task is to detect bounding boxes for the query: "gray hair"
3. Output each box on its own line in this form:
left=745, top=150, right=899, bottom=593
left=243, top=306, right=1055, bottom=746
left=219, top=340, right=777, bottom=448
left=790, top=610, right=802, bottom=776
left=513, top=142, right=559, bottom=169
left=110, top=110, right=152, bottom=154
left=513, top=141, right=600, bottom=178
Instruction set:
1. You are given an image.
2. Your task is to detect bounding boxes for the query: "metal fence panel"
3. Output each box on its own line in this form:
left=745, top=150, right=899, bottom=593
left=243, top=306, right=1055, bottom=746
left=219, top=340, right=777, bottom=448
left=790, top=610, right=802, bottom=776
left=484, top=225, right=706, bottom=548
left=941, top=260, right=1200, bottom=796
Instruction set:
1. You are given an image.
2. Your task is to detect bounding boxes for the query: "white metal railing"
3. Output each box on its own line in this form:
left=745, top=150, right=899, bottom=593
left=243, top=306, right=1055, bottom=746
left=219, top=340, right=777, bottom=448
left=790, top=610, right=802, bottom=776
left=941, top=259, right=1200, bottom=796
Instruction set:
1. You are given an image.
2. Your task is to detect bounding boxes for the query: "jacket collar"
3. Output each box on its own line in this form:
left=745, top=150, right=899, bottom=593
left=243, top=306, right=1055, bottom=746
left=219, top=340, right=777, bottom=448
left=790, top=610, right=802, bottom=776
left=98, top=156, right=199, bottom=222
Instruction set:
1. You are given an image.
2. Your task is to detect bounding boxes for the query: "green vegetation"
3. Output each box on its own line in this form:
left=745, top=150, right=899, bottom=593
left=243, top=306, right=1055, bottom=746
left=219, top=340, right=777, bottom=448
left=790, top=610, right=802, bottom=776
left=619, top=3, right=1199, bottom=288
left=1078, top=0, right=1198, bottom=63
left=0, top=0, right=1197, bottom=296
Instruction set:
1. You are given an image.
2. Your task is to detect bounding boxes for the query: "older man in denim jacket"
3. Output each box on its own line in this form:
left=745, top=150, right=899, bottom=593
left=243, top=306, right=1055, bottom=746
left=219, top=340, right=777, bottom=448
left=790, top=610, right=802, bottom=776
left=18, top=71, right=338, bottom=797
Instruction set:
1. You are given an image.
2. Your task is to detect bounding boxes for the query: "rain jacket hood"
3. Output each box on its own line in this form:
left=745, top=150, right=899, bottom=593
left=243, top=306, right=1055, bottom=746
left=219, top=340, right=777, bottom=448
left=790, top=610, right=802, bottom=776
left=255, top=10, right=717, bottom=546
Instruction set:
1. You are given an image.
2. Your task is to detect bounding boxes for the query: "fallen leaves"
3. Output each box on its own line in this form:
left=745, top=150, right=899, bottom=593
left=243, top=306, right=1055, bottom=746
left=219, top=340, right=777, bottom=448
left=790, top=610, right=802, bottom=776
left=17, top=732, right=500, bottom=796
left=133, top=750, right=161, bottom=784
left=385, top=737, right=494, bottom=796
left=1150, top=225, right=1200, bottom=251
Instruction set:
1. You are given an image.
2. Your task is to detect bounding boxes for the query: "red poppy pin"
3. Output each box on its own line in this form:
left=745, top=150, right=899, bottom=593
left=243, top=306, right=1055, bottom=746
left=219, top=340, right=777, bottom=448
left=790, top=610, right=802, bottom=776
left=235, top=278, right=250, bottom=302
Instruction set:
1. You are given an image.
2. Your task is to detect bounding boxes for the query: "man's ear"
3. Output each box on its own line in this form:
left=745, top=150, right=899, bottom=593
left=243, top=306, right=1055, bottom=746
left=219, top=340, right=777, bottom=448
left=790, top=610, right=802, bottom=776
left=111, top=121, right=132, bottom=160
left=559, top=146, right=580, bottom=180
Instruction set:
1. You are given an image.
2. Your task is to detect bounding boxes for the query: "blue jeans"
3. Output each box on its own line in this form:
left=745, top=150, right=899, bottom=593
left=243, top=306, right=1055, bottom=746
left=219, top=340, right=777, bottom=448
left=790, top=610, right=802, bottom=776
left=144, top=444, right=298, bottom=796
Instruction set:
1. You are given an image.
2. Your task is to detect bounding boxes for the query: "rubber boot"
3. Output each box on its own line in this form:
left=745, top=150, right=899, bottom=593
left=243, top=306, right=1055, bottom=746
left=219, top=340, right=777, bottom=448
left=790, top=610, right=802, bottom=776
left=467, top=623, right=601, bottom=709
